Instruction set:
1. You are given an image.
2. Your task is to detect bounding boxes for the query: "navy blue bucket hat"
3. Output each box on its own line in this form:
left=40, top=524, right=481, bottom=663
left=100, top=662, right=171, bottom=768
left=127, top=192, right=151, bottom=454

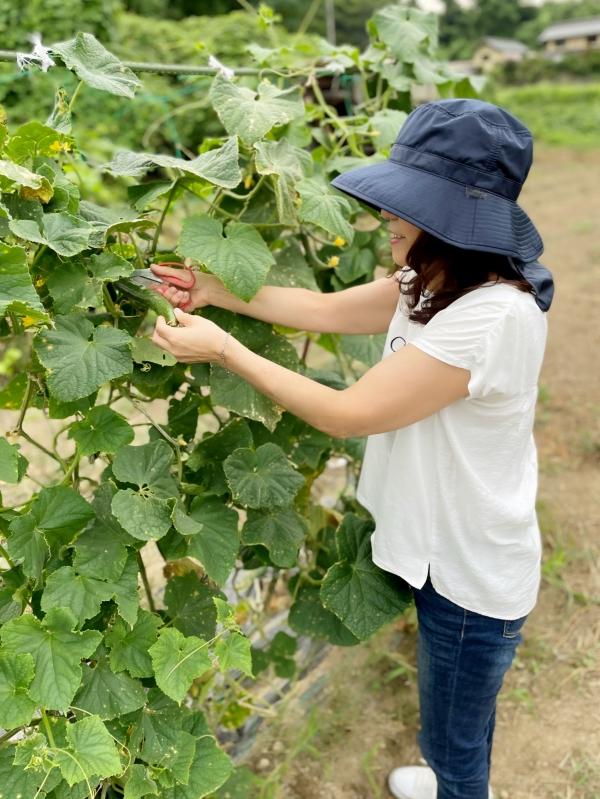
left=330, top=98, right=554, bottom=311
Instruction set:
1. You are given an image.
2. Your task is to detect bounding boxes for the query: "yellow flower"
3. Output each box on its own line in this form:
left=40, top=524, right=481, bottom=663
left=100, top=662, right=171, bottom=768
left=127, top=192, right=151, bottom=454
left=327, top=256, right=340, bottom=268
left=35, top=276, right=45, bottom=287
left=22, top=316, right=37, bottom=328
left=333, top=236, right=346, bottom=247
left=243, top=174, right=254, bottom=190
left=49, top=140, right=71, bottom=154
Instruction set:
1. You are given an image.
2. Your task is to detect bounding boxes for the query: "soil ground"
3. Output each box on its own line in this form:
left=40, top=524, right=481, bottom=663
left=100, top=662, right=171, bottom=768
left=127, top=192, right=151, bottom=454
left=242, top=146, right=600, bottom=799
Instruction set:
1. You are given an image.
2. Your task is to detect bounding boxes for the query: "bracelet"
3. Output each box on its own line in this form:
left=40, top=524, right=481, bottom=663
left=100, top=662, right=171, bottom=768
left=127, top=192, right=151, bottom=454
left=219, top=330, right=232, bottom=372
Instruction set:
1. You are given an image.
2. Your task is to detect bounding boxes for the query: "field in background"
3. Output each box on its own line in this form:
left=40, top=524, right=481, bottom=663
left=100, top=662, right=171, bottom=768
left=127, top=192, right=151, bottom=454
left=486, top=81, right=600, bottom=149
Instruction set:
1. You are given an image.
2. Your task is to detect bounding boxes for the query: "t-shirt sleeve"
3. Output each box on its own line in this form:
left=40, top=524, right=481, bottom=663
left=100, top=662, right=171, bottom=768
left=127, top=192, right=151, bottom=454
left=410, top=293, right=546, bottom=398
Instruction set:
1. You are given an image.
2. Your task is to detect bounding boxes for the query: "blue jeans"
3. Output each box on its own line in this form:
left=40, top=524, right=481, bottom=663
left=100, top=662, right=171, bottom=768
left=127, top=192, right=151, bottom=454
left=411, top=571, right=528, bottom=799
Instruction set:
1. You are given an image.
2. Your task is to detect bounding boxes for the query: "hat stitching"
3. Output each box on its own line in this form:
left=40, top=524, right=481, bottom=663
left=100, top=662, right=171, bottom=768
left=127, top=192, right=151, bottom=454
left=391, top=143, right=523, bottom=191
left=424, top=103, right=530, bottom=134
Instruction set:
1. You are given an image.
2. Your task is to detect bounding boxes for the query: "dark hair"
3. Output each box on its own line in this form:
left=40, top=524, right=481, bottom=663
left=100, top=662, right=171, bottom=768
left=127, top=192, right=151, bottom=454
left=387, top=230, right=534, bottom=325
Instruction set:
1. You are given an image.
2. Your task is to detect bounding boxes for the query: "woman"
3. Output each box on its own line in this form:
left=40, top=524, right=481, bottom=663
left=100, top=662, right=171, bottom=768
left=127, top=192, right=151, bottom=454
left=151, top=98, right=553, bottom=799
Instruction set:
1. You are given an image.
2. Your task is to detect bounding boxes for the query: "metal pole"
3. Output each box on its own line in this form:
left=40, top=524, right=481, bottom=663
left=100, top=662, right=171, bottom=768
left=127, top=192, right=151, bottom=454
left=325, top=0, right=336, bottom=46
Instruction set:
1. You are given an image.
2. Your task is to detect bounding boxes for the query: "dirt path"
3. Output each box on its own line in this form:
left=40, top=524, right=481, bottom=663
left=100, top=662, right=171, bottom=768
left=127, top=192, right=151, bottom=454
left=244, top=147, right=600, bottom=799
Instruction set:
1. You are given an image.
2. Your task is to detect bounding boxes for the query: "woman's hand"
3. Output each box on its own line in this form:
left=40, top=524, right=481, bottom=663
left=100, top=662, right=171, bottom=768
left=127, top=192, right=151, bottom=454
left=152, top=308, right=228, bottom=364
left=149, top=263, right=225, bottom=312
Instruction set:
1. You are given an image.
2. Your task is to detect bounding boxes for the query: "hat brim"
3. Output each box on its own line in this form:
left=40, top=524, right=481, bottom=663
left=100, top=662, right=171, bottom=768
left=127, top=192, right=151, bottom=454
left=330, top=160, right=543, bottom=262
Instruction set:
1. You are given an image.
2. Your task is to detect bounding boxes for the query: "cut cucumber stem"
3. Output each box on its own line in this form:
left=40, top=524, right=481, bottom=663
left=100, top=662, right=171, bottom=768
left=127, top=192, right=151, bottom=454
left=115, top=279, right=178, bottom=326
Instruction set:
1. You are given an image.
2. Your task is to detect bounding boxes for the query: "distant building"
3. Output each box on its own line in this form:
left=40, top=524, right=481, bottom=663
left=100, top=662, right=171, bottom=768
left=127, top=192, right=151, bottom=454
left=538, top=17, right=600, bottom=58
left=471, top=36, right=530, bottom=74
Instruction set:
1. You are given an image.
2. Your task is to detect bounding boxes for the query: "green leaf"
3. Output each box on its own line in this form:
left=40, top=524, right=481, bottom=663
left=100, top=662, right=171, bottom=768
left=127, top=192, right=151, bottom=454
left=72, top=519, right=129, bottom=581
left=7, top=486, right=94, bottom=580
left=0, top=437, right=28, bottom=483
left=0, top=158, right=53, bottom=201
left=178, top=215, right=275, bottom=302
left=210, top=73, right=304, bottom=145
left=266, top=239, right=319, bottom=291
left=0, top=243, right=48, bottom=322
left=164, top=571, right=222, bottom=639
left=9, top=213, right=92, bottom=257
left=73, top=657, right=146, bottom=720
left=288, top=582, right=360, bottom=646
left=209, top=334, right=298, bottom=433
left=34, top=314, right=132, bottom=402
left=223, top=443, right=305, bottom=509
left=162, top=735, right=233, bottom=799
left=105, top=137, right=241, bottom=189
left=5, top=121, right=73, bottom=163
left=106, top=552, right=140, bottom=627
left=52, top=33, right=141, bottom=98
left=41, top=566, right=119, bottom=627
left=320, top=514, right=412, bottom=640
left=253, top=139, right=311, bottom=224
left=112, top=489, right=173, bottom=542
left=187, top=418, right=253, bottom=472
left=106, top=610, right=161, bottom=678
left=68, top=406, right=134, bottom=455
left=54, top=715, right=122, bottom=786
left=369, top=6, right=438, bottom=61
left=128, top=180, right=175, bottom=211
left=214, top=632, right=253, bottom=678
left=112, top=439, right=176, bottom=494
left=241, top=507, right=307, bottom=567
left=46, top=260, right=102, bottom=314
left=131, top=336, right=177, bottom=367
left=0, top=607, right=102, bottom=711
left=149, top=628, right=212, bottom=704
left=0, top=651, right=38, bottom=728
left=0, top=746, right=45, bottom=799
left=123, top=764, right=159, bottom=799
left=185, top=496, right=240, bottom=586
left=86, top=251, right=134, bottom=282
left=298, top=178, right=355, bottom=244
left=339, top=332, right=387, bottom=367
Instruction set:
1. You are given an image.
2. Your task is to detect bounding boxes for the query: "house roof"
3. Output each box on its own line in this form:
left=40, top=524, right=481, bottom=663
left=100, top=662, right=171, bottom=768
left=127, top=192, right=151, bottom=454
left=538, top=17, right=600, bottom=43
left=479, top=36, right=529, bottom=54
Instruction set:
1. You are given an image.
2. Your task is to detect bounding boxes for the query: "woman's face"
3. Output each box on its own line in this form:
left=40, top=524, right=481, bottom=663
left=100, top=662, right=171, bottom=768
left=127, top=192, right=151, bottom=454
left=380, top=209, right=422, bottom=266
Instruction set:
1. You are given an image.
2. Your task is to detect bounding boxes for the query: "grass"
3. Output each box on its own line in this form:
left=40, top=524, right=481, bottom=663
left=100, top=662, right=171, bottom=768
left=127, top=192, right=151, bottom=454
left=485, top=81, right=600, bottom=149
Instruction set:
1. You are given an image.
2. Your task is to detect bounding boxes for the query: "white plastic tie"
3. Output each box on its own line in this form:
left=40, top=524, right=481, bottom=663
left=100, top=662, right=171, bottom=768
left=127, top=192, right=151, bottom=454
left=208, top=54, right=235, bottom=80
left=16, top=33, right=55, bottom=73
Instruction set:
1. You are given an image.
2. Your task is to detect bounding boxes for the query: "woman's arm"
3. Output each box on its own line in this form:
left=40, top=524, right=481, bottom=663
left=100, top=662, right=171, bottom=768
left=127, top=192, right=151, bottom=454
left=151, top=264, right=401, bottom=335
left=152, top=311, right=469, bottom=439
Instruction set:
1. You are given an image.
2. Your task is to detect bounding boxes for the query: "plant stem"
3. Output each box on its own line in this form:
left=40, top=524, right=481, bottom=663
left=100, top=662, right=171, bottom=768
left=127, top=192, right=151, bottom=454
left=14, top=376, right=34, bottom=433
left=129, top=233, right=146, bottom=271
left=137, top=551, right=156, bottom=613
left=41, top=708, right=56, bottom=747
left=124, top=390, right=184, bottom=482
left=68, top=80, right=84, bottom=112
left=0, top=543, right=15, bottom=568
left=0, top=717, right=42, bottom=745
left=150, top=180, right=179, bottom=258
left=19, top=429, right=66, bottom=469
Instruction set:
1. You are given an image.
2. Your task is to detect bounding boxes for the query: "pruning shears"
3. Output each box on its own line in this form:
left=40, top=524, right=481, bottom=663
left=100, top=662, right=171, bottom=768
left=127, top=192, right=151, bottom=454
left=130, top=262, right=196, bottom=290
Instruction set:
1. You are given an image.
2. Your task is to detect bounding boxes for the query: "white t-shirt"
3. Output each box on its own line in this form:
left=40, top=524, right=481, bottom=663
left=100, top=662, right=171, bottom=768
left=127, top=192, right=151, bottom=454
left=355, top=269, right=548, bottom=619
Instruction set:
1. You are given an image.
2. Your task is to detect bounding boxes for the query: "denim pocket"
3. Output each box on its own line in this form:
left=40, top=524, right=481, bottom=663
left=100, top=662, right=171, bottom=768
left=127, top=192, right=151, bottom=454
left=502, top=614, right=528, bottom=639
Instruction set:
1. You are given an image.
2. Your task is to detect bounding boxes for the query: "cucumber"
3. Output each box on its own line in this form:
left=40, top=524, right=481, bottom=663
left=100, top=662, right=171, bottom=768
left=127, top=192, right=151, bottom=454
left=115, top=278, right=178, bottom=326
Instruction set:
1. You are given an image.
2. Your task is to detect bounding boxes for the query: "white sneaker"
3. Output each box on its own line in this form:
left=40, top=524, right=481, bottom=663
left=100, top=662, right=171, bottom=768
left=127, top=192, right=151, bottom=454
left=387, top=765, right=494, bottom=799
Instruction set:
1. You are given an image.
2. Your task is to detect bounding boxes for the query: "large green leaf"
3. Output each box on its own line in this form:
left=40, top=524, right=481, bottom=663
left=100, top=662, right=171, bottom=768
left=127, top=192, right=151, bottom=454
left=9, top=213, right=92, bottom=257
left=241, top=507, right=307, bottom=567
left=164, top=571, right=222, bottom=639
left=104, top=137, right=241, bottom=189
left=178, top=215, right=275, bottom=302
left=72, top=519, right=130, bottom=581
left=0, top=243, right=48, bottom=322
left=209, top=334, right=299, bottom=432
left=266, top=239, right=319, bottom=291
left=52, top=33, right=141, bottom=98
left=111, top=489, right=173, bottom=542
left=34, top=315, right=132, bottom=402
left=0, top=607, right=102, bottom=711
left=45, top=260, right=102, bottom=314
left=253, top=139, right=311, bottom=224
left=54, top=715, right=122, bottom=786
left=368, top=6, right=438, bottom=61
left=5, top=121, right=72, bottom=164
left=298, top=178, right=355, bottom=244
left=0, top=158, right=53, bottom=202
left=86, top=251, right=133, bottom=282
left=223, top=443, right=305, bottom=509
left=73, top=656, right=146, bottom=720
left=320, top=514, right=412, bottom=640
left=339, top=332, right=387, bottom=367
left=185, top=496, right=240, bottom=586
left=41, top=566, right=121, bottom=627
left=0, top=437, right=28, bottom=483
left=122, top=764, right=159, bottom=799
left=162, top=735, right=233, bottom=799
left=68, top=406, right=134, bottom=455
left=112, top=439, right=176, bottom=496
left=0, top=746, right=46, bottom=799
left=7, top=486, right=94, bottom=580
left=288, top=582, right=360, bottom=646
left=149, top=628, right=212, bottom=704
left=0, top=651, right=38, bottom=728
left=106, top=610, right=162, bottom=678
left=210, top=74, right=304, bottom=145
